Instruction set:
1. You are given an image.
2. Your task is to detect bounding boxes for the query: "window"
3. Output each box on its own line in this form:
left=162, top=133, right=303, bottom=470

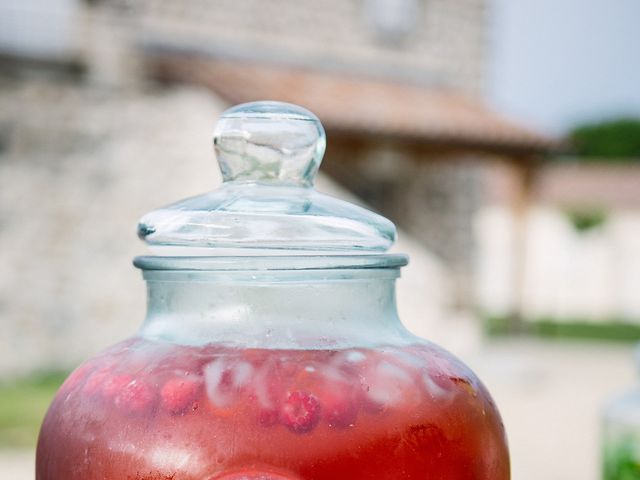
left=364, top=0, right=420, bottom=45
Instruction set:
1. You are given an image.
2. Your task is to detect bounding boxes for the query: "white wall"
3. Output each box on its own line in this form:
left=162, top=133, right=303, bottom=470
left=488, top=0, right=640, bottom=134
left=476, top=206, right=640, bottom=322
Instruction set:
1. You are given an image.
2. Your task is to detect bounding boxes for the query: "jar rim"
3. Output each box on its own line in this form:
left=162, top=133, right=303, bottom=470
left=133, top=254, right=409, bottom=271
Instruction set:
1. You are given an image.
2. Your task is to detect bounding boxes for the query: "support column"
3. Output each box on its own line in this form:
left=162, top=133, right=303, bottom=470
left=509, top=157, right=537, bottom=332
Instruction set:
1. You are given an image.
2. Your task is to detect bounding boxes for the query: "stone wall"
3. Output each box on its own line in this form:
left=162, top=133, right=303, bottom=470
left=103, top=0, right=486, bottom=95
left=322, top=138, right=488, bottom=307
left=0, top=77, right=454, bottom=378
left=0, top=78, right=225, bottom=378
left=0, top=1, right=488, bottom=95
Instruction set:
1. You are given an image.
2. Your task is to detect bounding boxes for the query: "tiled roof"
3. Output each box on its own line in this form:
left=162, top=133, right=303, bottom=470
left=536, top=164, right=640, bottom=209
left=146, top=52, right=559, bottom=154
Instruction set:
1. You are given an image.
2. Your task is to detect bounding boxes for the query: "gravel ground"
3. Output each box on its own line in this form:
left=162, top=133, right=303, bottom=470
left=474, top=338, right=634, bottom=480
left=0, top=450, right=34, bottom=480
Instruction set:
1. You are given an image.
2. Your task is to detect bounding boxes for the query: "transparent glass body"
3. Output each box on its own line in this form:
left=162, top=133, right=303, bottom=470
left=37, top=101, right=509, bottom=479
left=603, top=382, right=640, bottom=479
left=36, top=257, right=509, bottom=479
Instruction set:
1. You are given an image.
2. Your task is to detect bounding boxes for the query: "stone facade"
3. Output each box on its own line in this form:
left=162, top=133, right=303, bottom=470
left=37, top=0, right=492, bottom=307
left=0, top=78, right=226, bottom=377
left=0, top=77, right=453, bottom=377
left=0, top=0, right=505, bottom=375
left=104, top=0, right=486, bottom=95
left=322, top=138, right=488, bottom=307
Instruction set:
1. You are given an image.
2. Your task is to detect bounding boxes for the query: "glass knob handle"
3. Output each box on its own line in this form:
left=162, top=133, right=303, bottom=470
left=213, top=101, right=326, bottom=187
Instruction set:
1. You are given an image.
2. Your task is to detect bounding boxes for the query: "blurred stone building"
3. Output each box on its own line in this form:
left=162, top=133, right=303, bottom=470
left=112, top=0, right=551, bottom=304
left=0, top=0, right=553, bottom=375
left=2, top=0, right=553, bottom=302
left=91, top=0, right=487, bottom=92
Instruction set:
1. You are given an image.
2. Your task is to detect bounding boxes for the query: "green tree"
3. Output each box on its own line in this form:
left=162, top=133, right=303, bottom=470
left=570, top=118, right=640, bottom=161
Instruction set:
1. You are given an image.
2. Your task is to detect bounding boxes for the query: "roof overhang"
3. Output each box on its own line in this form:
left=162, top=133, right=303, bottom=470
left=143, top=47, right=563, bottom=156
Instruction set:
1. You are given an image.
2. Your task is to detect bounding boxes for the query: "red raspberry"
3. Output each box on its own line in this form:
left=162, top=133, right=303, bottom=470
left=160, top=377, right=202, bottom=415
left=280, top=391, right=321, bottom=434
left=102, top=374, right=134, bottom=398
left=61, top=363, right=92, bottom=392
left=82, top=369, right=111, bottom=396
left=114, top=380, right=157, bottom=414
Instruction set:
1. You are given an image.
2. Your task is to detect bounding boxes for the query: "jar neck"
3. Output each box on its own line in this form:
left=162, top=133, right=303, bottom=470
left=138, top=268, right=411, bottom=348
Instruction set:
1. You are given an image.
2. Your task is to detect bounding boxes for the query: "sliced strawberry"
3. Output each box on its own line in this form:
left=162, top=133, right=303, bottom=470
left=82, top=368, right=111, bottom=396
left=102, top=374, right=134, bottom=398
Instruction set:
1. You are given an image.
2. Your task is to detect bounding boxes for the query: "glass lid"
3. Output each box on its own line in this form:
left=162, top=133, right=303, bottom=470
left=137, top=101, right=397, bottom=256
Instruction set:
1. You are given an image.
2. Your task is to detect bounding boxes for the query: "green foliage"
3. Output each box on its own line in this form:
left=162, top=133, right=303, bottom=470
left=0, top=371, right=68, bottom=448
left=566, top=208, right=608, bottom=233
left=484, top=315, right=640, bottom=342
left=604, top=437, right=640, bottom=480
left=570, top=118, right=640, bottom=161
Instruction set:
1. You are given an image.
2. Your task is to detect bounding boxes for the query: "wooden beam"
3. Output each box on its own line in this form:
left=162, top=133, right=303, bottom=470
left=509, top=156, right=538, bottom=331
